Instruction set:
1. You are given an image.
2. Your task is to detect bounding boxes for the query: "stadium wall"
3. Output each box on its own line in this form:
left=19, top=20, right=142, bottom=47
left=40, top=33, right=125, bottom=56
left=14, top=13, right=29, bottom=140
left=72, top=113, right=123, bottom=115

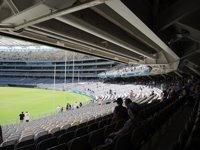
left=0, top=58, right=118, bottom=84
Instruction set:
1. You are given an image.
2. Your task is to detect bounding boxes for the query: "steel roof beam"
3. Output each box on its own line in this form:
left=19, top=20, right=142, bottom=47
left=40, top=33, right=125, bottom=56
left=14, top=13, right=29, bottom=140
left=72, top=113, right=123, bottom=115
left=105, top=0, right=179, bottom=62
left=56, top=16, right=155, bottom=60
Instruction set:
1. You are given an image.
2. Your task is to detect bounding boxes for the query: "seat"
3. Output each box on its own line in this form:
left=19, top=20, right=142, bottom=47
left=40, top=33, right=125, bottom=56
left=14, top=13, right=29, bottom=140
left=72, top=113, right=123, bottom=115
left=49, top=127, right=60, bottom=134
left=15, top=139, right=34, bottom=149
left=34, top=131, right=48, bottom=140
left=96, top=118, right=102, bottom=122
left=98, top=119, right=108, bottom=128
left=87, top=120, right=95, bottom=126
left=15, top=144, right=35, bottom=150
left=78, top=122, right=87, bottom=128
left=19, top=135, right=34, bottom=142
left=93, top=143, right=114, bottom=150
left=104, top=124, right=115, bottom=137
left=130, top=125, right=146, bottom=150
left=113, top=131, right=132, bottom=150
left=47, top=143, right=68, bottom=150
left=184, top=138, right=200, bottom=150
left=53, top=129, right=66, bottom=138
left=88, top=123, right=98, bottom=132
left=67, top=134, right=90, bottom=150
left=1, top=140, right=17, bottom=147
left=35, top=133, right=52, bottom=144
left=89, top=128, right=105, bottom=148
left=191, top=125, right=200, bottom=138
left=58, top=131, right=75, bottom=144
left=0, top=144, right=14, bottom=150
left=114, top=120, right=126, bottom=131
left=61, top=124, right=71, bottom=130
left=36, top=137, right=58, bottom=150
left=74, top=126, right=88, bottom=137
left=66, top=126, right=77, bottom=132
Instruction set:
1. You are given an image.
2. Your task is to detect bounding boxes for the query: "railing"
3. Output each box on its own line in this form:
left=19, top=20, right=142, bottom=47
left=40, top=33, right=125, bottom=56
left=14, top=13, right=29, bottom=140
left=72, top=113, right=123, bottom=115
left=98, top=66, right=152, bottom=78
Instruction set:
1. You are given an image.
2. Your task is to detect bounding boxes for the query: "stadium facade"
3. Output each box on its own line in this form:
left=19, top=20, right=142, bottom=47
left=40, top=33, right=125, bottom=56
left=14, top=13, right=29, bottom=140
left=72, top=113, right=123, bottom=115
left=0, top=54, right=118, bottom=83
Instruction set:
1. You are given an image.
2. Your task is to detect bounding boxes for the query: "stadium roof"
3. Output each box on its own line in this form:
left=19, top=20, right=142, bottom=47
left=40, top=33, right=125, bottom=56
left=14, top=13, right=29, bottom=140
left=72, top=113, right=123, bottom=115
left=0, top=0, right=200, bottom=75
left=0, top=35, right=33, bottom=46
left=0, top=35, right=57, bottom=51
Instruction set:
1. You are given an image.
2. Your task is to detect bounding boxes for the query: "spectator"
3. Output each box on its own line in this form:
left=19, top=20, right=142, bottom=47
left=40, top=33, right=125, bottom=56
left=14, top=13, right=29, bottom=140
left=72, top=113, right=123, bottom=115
left=61, top=107, right=63, bottom=112
left=112, top=98, right=128, bottom=123
left=74, top=102, right=78, bottom=109
left=106, top=102, right=141, bottom=142
left=150, top=90, right=155, bottom=96
left=57, top=105, right=61, bottom=113
left=125, top=98, right=132, bottom=108
left=0, top=125, right=3, bottom=144
left=25, top=111, right=30, bottom=122
left=80, top=102, right=82, bottom=107
left=66, top=103, right=71, bottom=111
left=19, top=112, right=25, bottom=123
left=66, top=104, right=69, bottom=111
left=129, top=90, right=134, bottom=100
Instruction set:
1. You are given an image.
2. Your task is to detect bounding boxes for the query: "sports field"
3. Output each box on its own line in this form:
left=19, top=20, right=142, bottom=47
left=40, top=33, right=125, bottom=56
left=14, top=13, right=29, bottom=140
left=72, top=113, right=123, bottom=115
left=0, top=87, right=91, bottom=124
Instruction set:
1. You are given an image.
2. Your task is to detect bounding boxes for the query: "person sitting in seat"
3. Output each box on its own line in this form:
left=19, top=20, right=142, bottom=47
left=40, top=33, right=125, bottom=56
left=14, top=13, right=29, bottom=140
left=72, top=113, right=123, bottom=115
left=107, top=102, right=141, bottom=141
left=112, top=98, right=128, bottom=123
left=125, top=98, right=132, bottom=108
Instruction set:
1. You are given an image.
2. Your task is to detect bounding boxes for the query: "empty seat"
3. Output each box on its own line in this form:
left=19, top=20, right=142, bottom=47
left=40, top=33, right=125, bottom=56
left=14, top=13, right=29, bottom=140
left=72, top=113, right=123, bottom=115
left=53, top=129, right=66, bottom=138
left=66, top=126, right=77, bottom=132
left=61, top=124, right=71, bottom=130
left=130, top=125, right=146, bottom=150
left=74, top=126, right=88, bottom=137
left=0, top=144, right=14, bottom=150
left=49, top=127, right=60, bottom=134
left=98, top=119, right=108, bottom=128
left=87, top=120, right=95, bottom=126
left=15, top=139, right=34, bottom=149
left=1, top=140, right=17, bottom=147
left=58, top=131, right=74, bottom=144
left=67, top=134, right=90, bottom=150
left=93, top=143, right=114, bottom=150
left=36, top=137, right=58, bottom=150
left=88, top=123, right=99, bottom=132
left=184, top=138, right=200, bottom=150
left=113, top=132, right=132, bottom=150
left=34, top=131, right=48, bottom=140
left=15, top=144, right=35, bottom=150
left=19, top=135, right=34, bottom=142
left=47, top=143, right=68, bottom=150
left=35, top=133, right=52, bottom=144
left=71, top=122, right=79, bottom=126
left=78, top=122, right=87, bottom=128
left=89, top=128, right=105, bottom=148
left=104, top=124, right=115, bottom=137
left=96, top=117, right=102, bottom=122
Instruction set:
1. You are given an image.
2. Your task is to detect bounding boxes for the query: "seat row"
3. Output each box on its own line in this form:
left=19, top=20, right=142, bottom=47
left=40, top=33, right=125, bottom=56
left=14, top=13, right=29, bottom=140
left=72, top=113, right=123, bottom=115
left=0, top=114, right=112, bottom=150
left=172, top=96, right=200, bottom=150
left=93, top=96, right=189, bottom=150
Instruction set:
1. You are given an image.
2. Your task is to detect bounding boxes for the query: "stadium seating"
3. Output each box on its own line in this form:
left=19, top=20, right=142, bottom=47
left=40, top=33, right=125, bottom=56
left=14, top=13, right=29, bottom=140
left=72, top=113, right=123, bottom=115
left=47, top=143, right=68, bottom=150
left=1, top=81, right=178, bottom=150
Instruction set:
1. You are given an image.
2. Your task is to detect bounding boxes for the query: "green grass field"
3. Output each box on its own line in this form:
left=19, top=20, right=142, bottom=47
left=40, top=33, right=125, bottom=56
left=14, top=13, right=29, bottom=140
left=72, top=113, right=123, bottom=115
left=0, top=87, right=91, bottom=124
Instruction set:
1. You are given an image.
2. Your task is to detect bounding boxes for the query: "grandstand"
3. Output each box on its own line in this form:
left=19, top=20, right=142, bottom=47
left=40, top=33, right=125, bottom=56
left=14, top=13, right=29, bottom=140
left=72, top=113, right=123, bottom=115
left=0, top=38, right=118, bottom=82
left=0, top=0, right=200, bottom=150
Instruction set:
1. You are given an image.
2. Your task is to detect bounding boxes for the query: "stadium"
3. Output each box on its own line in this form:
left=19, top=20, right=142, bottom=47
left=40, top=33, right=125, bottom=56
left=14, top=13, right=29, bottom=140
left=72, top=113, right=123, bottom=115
left=0, top=0, right=200, bottom=150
